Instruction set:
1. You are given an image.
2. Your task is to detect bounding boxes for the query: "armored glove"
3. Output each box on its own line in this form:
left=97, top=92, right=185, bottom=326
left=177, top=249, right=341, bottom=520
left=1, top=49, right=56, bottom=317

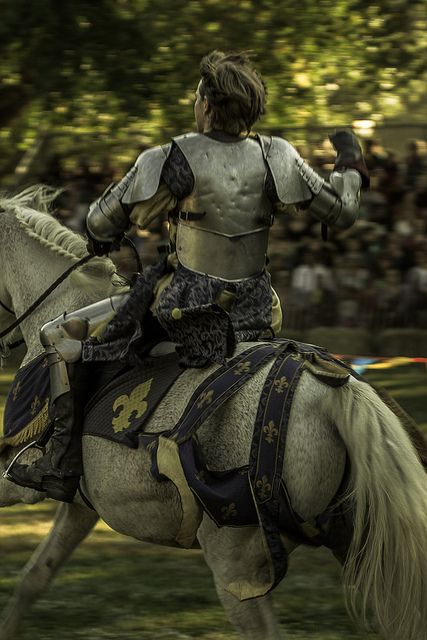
left=329, top=129, right=370, bottom=188
left=86, top=234, right=114, bottom=257
left=85, top=225, right=123, bottom=257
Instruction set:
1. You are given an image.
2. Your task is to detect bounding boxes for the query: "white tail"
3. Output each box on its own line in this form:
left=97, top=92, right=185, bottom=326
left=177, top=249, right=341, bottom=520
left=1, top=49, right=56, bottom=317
left=329, top=377, right=427, bottom=640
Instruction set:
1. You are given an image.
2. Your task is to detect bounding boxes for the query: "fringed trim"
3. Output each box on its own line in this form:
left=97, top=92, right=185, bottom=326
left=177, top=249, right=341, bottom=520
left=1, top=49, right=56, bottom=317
left=0, top=400, right=50, bottom=451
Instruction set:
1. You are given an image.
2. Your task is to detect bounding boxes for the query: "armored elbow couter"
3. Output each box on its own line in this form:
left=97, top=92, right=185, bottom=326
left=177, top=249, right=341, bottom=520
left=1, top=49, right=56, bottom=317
left=296, top=158, right=362, bottom=229
left=86, top=168, right=136, bottom=243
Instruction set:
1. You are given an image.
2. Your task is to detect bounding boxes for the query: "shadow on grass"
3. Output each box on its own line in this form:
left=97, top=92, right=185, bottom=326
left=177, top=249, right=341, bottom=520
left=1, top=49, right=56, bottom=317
left=0, top=503, right=375, bottom=639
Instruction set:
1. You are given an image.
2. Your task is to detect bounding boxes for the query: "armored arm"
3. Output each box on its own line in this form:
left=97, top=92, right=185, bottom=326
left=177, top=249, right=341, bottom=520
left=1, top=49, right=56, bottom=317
left=86, top=143, right=172, bottom=254
left=86, top=168, right=135, bottom=248
left=296, top=160, right=362, bottom=230
left=296, top=130, right=368, bottom=229
left=260, top=131, right=369, bottom=231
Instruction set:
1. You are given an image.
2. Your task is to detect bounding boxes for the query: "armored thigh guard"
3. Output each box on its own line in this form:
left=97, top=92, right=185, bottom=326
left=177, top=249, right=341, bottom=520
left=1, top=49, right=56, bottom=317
left=40, top=294, right=129, bottom=403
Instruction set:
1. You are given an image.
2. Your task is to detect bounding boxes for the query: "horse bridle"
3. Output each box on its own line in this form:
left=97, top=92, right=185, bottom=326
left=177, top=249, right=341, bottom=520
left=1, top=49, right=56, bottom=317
left=0, top=233, right=142, bottom=351
left=0, top=290, right=24, bottom=353
left=0, top=254, right=94, bottom=348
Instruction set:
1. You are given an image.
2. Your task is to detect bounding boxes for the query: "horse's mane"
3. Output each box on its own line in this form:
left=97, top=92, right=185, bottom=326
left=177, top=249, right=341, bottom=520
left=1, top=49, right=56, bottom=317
left=0, top=185, right=123, bottom=295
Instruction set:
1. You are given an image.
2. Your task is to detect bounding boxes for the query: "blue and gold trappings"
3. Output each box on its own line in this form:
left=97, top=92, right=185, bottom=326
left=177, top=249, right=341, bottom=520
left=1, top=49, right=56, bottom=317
left=2, top=354, right=50, bottom=448
left=83, top=353, right=183, bottom=447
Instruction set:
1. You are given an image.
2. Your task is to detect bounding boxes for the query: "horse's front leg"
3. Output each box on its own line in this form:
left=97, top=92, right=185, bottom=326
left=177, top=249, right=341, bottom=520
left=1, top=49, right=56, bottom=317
left=198, top=516, right=284, bottom=640
left=0, top=501, right=98, bottom=640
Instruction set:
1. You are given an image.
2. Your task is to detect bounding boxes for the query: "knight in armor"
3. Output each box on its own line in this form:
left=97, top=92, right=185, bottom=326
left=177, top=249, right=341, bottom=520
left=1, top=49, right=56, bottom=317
left=7, top=50, right=369, bottom=502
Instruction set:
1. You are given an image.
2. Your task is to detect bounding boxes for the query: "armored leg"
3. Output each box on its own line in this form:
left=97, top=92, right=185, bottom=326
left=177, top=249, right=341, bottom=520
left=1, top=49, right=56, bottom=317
left=6, top=294, right=128, bottom=502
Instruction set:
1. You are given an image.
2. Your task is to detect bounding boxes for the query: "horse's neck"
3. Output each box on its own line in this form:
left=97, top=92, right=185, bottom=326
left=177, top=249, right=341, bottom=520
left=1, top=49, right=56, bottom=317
left=4, top=220, right=108, bottom=366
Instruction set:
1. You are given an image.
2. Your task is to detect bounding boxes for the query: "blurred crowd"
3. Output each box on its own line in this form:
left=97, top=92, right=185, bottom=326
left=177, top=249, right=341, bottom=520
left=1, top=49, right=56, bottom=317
left=43, top=137, right=427, bottom=332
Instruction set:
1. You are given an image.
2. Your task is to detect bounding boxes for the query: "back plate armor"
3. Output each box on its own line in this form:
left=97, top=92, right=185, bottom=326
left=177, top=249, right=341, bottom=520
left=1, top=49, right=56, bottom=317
left=174, top=133, right=273, bottom=281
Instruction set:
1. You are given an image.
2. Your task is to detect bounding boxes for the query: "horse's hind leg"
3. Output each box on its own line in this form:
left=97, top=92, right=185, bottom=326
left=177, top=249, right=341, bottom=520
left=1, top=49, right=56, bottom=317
left=214, top=583, right=282, bottom=640
left=198, top=517, right=283, bottom=639
left=0, top=502, right=98, bottom=640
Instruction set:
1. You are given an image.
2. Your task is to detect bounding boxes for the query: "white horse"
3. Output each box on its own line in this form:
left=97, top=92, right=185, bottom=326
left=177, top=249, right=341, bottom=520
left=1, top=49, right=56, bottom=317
left=0, top=187, right=426, bottom=640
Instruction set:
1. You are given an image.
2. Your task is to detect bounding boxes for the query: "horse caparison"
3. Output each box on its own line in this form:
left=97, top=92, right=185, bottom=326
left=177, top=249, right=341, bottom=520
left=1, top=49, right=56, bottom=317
left=0, top=187, right=426, bottom=640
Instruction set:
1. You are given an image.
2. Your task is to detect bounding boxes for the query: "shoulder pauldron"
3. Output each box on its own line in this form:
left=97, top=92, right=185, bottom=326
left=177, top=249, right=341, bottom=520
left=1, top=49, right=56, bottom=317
left=258, top=135, right=313, bottom=204
left=122, top=143, right=172, bottom=204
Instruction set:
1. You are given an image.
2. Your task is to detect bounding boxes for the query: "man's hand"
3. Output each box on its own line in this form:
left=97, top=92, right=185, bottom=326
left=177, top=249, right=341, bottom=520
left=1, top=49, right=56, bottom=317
left=329, top=129, right=370, bottom=189
left=86, top=234, right=123, bottom=257
left=329, top=130, right=362, bottom=164
left=86, top=233, right=112, bottom=257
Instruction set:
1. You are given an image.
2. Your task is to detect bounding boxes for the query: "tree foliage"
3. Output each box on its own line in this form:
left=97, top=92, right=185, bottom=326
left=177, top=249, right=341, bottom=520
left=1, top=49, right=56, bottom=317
left=0, top=0, right=426, bottom=180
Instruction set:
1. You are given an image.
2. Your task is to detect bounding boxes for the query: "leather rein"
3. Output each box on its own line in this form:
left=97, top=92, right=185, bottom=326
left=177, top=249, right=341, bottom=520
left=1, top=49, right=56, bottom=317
left=0, top=232, right=142, bottom=353
left=0, top=254, right=94, bottom=347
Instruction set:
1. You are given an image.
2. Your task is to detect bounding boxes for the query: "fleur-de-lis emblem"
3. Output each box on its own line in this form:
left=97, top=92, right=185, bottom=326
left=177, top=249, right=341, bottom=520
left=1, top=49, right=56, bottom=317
left=274, top=376, right=288, bottom=394
left=263, top=420, right=278, bottom=444
left=256, top=475, right=272, bottom=501
left=197, top=389, right=214, bottom=409
left=290, top=353, right=301, bottom=362
left=112, top=379, right=153, bottom=433
left=31, top=395, right=41, bottom=416
left=221, top=502, right=237, bottom=520
left=12, top=381, right=22, bottom=402
left=234, top=361, right=251, bottom=376
left=41, top=358, right=49, bottom=368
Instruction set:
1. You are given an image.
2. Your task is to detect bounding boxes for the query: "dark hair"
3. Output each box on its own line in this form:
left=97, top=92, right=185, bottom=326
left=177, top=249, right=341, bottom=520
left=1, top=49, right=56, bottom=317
left=199, top=50, right=266, bottom=136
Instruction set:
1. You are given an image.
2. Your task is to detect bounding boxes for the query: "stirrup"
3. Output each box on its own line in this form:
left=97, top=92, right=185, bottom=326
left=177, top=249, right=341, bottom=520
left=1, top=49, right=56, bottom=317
left=3, top=440, right=45, bottom=480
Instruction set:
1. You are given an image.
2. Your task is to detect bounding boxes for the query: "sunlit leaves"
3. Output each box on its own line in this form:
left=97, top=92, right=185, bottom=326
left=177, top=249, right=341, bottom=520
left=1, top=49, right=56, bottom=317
left=0, top=0, right=426, bottom=183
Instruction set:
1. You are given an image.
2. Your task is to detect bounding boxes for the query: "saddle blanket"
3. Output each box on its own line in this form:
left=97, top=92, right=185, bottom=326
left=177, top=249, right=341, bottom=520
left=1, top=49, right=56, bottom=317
left=1, top=352, right=183, bottom=450
left=1, top=354, right=50, bottom=449
left=83, top=353, right=182, bottom=447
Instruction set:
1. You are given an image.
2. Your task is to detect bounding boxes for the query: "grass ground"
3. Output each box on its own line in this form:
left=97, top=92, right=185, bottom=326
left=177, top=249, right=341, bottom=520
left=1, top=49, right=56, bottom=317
left=0, top=363, right=426, bottom=639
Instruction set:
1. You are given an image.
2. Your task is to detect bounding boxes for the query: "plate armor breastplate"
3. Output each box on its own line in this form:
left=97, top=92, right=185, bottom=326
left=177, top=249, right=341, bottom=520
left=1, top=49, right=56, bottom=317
left=174, top=133, right=273, bottom=281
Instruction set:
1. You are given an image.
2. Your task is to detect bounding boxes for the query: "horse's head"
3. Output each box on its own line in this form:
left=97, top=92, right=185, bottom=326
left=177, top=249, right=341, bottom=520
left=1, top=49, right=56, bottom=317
left=0, top=185, right=127, bottom=364
left=0, top=205, right=24, bottom=364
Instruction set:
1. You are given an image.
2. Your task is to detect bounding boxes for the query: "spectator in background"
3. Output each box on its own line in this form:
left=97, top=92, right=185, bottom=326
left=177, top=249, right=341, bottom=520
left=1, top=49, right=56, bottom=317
left=405, top=140, right=425, bottom=190
left=364, top=138, right=387, bottom=172
left=405, top=248, right=427, bottom=326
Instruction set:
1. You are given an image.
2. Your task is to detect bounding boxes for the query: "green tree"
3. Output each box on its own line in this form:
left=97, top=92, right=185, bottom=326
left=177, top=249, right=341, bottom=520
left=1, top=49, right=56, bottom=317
left=0, top=0, right=426, bottom=182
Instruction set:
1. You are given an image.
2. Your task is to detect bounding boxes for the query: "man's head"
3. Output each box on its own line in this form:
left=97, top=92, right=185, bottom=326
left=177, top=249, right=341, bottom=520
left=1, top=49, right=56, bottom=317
left=195, top=50, right=266, bottom=136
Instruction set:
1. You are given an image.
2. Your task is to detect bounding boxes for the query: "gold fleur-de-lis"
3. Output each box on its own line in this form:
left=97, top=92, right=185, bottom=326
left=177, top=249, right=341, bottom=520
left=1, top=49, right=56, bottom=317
left=221, top=502, right=237, bottom=520
left=290, top=353, right=301, bottom=362
left=31, top=395, right=41, bottom=417
left=274, top=376, right=289, bottom=394
left=234, top=361, right=251, bottom=376
left=12, top=381, right=22, bottom=401
left=256, top=475, right=272, bottom=501
left=197, top=389, right=214, bottom=409
left=263, top=420, right=278, bottom=444
left=112, top=379, right=153, bottom=433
